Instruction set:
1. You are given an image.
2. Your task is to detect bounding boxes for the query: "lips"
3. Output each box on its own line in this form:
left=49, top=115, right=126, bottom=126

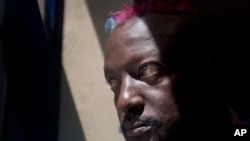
left=123, top=122, right=152, bottom=137
left=125, top=125, right=152, bottom=137
left=121, top=117, right=161, bottom=137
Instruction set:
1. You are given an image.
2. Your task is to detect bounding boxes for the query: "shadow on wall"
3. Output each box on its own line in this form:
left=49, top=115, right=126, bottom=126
left=58, top=68, right=86, bottom=141
left=85, top=0, right=132, bottom=53
left=0, top=0, right=87, bottom=140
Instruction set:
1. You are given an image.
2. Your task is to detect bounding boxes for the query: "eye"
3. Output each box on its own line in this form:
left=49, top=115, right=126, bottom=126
left=138, top=63, right=163, bottom=79
left=106, top=77, right=120, bottom=91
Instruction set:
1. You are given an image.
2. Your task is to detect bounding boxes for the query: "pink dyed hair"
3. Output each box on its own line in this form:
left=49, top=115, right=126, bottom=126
left=110, top=0, right=197, bottom=25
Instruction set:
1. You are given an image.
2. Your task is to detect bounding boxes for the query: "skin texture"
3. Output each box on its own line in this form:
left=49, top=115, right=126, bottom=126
left=104, top=14, right=231, bottom=141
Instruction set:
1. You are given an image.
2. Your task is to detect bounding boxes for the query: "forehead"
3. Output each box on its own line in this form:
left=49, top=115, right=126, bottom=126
left=105, top=16, right=153, bottom=54
left=105, top=14, right=193, bottom=50
left=104, top=14, right=194, bottom=70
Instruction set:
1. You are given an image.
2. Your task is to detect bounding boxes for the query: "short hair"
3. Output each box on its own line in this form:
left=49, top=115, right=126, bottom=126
left=105, top=0, right=197, bottom=32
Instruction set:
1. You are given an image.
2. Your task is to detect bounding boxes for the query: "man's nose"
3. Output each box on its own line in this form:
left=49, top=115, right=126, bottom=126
left=116, top=75, right=144, bottom=116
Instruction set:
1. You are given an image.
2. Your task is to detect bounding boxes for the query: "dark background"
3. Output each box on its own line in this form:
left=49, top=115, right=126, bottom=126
left=0, top=0, right=64, bottom=140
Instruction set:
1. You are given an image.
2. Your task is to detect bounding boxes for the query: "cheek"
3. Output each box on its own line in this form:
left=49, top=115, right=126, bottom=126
left=144, top=76, right=180, bottom=119
left=145, top=76, right=174, bottom=103
left=148, top=90, right=180, bottom=120
left=114, top=93, right=126, bottom=124
left=116, top=109, right=124, bottom=124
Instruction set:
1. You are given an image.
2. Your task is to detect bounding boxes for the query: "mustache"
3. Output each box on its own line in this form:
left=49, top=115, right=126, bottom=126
left=120, top=115, right=162, bottom=133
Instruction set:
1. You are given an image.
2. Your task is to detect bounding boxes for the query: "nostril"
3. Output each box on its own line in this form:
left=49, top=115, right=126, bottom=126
left=128, top=105, right=144, bottom=116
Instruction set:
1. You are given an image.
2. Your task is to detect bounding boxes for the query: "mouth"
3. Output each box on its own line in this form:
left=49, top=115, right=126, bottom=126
left=125, top=125, right=152, bottom=137
left=121, top=116, right=161, bottom=137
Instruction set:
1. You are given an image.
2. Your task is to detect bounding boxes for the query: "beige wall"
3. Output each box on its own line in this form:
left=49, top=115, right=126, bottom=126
left=60, top=0, right=124, bottom=141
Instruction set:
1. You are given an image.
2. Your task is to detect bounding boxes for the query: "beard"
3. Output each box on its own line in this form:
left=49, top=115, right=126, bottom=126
left=119, top=115, right=181, bottom=141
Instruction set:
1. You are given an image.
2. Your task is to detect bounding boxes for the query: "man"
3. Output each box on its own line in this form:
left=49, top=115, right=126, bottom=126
left=103, top=0, right=247, bottom=140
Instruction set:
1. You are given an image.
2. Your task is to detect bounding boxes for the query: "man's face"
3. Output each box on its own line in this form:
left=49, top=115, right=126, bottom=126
left=104, top=15, right=190, bottom=141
